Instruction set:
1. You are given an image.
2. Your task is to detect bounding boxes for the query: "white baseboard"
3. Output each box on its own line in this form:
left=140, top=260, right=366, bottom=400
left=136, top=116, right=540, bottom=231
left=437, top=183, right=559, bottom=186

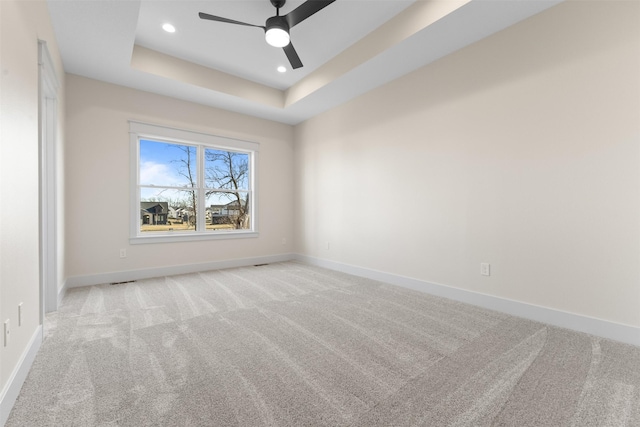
left=64, top=253, right=297, bottom=289
left=296, top=254, right=640, bottom=348
left=0, top=326, right=42, bottom=426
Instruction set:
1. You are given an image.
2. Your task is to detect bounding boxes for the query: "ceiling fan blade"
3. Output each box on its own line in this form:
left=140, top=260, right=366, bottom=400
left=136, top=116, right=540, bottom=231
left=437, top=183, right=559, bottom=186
left=283, top=42, right=303, bottom=69
left=199, top=12, right=264, bottom=29
left=285, top=0, right=336, bottom=28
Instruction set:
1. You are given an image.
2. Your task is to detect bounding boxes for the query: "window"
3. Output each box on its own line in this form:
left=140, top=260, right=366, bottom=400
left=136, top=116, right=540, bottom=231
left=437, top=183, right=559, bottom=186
left=129, top=121, right=258, bottom=243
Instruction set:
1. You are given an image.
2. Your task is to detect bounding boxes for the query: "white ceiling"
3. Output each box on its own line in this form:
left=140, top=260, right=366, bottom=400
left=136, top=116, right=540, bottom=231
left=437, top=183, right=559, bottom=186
left=47, top=0, right=564, bottom=125
left=136, top=0, right=415, bottom=89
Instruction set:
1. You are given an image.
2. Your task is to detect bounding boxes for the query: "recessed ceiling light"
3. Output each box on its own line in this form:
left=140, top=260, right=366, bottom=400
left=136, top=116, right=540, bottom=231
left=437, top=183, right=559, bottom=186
left=277, top=66, right=286, bottom=73
left=162, top=23, right=176, bottom=33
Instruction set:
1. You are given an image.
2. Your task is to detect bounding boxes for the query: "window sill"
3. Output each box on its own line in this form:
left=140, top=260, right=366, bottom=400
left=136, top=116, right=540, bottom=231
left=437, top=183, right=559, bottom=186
left=130, top=231, right=258, bottom=245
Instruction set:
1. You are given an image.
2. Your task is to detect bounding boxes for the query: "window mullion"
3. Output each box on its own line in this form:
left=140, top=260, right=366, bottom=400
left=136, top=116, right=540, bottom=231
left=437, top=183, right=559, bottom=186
left=197, top=144, right=206, bottom=232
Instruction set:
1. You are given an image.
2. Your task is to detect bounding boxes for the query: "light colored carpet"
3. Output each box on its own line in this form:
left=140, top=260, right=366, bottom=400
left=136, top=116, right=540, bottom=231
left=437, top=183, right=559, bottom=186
left=6, top=261, right=640, bottom=426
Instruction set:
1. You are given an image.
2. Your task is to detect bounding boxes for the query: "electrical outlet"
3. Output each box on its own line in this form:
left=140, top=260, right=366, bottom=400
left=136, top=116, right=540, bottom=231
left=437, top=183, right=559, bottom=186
left=480, top=263, right=491, bottom=276
left=326, top=242, right=330, bottom=250
left=18, top=302, right=23, bottom=326
left=4, top=319, right=9, bottom=347
left=281, top=237, right=287, bottom=245
left=120, top=249, right=127, bottom=258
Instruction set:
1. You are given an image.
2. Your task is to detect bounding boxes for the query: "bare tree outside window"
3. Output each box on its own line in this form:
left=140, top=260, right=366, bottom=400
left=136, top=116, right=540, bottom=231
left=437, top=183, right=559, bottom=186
left=205, top=149, right=250, bottom=230
left=172, top=145, right=198, bottom=228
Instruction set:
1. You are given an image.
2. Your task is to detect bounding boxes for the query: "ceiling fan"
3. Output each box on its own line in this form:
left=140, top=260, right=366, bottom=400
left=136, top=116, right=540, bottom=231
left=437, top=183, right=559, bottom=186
left=199, top=0, right=336, bottom=69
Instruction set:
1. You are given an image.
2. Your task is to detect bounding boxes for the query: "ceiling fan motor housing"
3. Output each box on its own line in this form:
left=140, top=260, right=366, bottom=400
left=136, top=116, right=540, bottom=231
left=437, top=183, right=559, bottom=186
left=266, top=16, right=289, bottom=33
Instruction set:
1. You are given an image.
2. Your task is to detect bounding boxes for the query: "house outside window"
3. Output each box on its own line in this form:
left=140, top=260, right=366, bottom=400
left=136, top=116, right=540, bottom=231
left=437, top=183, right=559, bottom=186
left=129, top=121, right=258, bottom=243
left=141, top=201, right=168, bottom=225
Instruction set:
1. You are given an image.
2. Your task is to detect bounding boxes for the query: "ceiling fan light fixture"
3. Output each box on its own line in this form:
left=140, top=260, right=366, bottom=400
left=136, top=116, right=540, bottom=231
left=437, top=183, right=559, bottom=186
left=265, top=16, right=290, bottom=47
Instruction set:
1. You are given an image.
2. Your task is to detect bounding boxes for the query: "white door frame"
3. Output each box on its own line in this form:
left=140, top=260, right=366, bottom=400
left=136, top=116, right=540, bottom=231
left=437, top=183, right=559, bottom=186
left=38, top=41, right=59, bottom=322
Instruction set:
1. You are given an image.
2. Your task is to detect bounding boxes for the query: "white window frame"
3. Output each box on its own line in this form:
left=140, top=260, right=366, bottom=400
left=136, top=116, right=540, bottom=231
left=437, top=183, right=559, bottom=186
left=129, top=121, right=259, bottom=244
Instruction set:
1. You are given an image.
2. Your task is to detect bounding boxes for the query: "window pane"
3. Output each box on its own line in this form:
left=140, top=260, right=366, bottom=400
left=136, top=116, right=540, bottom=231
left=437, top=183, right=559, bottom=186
left=205, top=191, right=250, bottom=231
left=140, top=139, right=197, bottom=188
left=205, top=149, right=249, bottom=190
left=140, top=188, right=197, bottom=233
